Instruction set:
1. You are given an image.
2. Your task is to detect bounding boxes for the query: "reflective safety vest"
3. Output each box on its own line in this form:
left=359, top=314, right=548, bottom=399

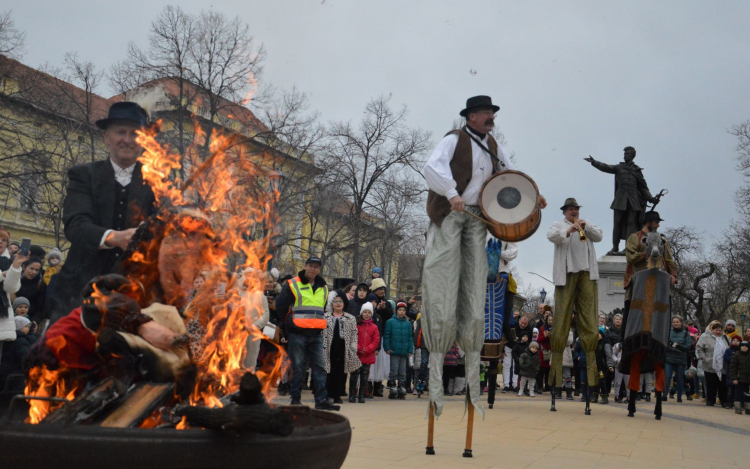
left=287, top=276, right=328, bottom=330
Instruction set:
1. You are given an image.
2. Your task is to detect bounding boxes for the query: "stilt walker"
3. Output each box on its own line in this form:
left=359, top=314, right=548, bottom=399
left=546, top=198, right=603, bottom=415
left=619, top=211, right=677, bottom=420
left=421, top=96, right=546, bottom=455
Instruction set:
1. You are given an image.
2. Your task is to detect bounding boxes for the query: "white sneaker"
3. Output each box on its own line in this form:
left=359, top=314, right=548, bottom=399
left=530, top=391, right=535, bottom=397
left=517, top=390, right=523, bottom=397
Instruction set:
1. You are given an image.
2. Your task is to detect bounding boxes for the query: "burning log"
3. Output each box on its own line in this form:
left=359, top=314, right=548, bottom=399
left=174, top=371, right=292, bottom=435
left=100, top=382, right=174, bottom=428
left=174, top=404, right=293, bottom=436
left=42, top=377, right=127, bottom=426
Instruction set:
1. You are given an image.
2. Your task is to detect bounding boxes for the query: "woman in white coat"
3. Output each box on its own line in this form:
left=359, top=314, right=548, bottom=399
left=0, top=245, right=27, bottom=361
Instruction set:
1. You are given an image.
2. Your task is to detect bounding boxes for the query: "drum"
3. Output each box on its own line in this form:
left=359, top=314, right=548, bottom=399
left=479, top=170, right=542, bottom=242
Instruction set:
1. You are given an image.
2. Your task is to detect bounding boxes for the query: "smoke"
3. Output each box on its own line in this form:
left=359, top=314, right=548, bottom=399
left=125, top=85, right=167, bottom=119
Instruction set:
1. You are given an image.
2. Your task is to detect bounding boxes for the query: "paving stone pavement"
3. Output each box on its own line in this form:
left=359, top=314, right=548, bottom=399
left=290, top=391, right=750, bottom=469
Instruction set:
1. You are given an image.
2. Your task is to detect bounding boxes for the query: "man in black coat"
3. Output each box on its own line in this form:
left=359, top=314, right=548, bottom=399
left=45, top=102, right=157, bottom=323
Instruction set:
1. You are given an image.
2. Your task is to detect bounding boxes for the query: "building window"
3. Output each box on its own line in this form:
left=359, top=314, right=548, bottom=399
left=18, top=170, right=40, bottom=212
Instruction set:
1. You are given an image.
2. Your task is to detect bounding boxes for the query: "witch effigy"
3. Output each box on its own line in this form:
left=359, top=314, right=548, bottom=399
left=421, top=96, right=546, bottom=457
left=619, top=211, right=677, bottom=419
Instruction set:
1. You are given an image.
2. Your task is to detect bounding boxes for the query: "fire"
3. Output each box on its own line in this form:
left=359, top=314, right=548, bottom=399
left=133, top=122, right=286, bottom=408
left=24, top=365, right=78, bottom=424
left=23, top=119, right=288, bottom=425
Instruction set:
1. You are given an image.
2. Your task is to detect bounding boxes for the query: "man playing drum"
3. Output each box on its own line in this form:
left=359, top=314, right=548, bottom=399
left=546, top=198, right=603, bottom=412
left=422, top=95, right=546, bottom=418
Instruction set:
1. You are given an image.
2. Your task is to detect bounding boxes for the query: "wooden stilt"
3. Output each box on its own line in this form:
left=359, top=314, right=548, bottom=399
left=426, top=402, right=435, bottom=455
left=463, top=399, right=474, bottom=458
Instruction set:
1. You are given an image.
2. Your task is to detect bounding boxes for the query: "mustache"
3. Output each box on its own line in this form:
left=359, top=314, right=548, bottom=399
left=485, top=119, right=494, bottom=126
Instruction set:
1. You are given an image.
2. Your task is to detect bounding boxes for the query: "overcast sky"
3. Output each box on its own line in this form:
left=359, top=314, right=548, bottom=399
left=12, top=0, right=750, bottom=297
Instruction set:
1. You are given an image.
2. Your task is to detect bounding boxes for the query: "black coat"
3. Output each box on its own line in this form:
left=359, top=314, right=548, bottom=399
left=45, top=160, right=156, bottom=322
left=0, top=331, right=38, bottom=392
left=18, top=275, right=46, bottom=324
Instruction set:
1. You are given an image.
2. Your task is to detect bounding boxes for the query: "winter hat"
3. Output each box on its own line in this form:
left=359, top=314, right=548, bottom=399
left=372, top=267, right=382, bottom=275
left=726, top=319, right=737, bottom=328
left=741, top=341, right=749, bottom=348
left=731, top=336, right=742, bottom=346
left=360, top=302, right=374, bottom=314
left=47, top=248, right=63, bottom=262
left=370, top=278, right=386, bottom=291
left=356, top=282, right=369, bottom=291
left=396, top=301, right=408, bottom=311
left=529, top=341, right=539, bottom=349
left=12, top=297, right=30, bottom=312
left=532, top=327, right=539, bottom=335
left=14, top=315, right=30, bottom=331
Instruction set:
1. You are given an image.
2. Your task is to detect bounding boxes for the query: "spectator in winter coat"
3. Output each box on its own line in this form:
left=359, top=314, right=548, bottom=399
left=612, top=342, right=630, bottom=403
left=725, top=319, right=741, bottom=342
left=593, top=327, right=614, bottom=404
left=574, top=337, right=588, bottom=399
left=518, top=342, right=541, bottom=397
left=323, top=297, right=360, bottom=404
left=0, top=315, right=37, bottom=392
left=347, top=283, right=370, bottom=317
left=384, top=302, right=414, bottom=398
left=443, top=343, right=460, bottom=395
left=43, top=248, right=63, bottom=286
left=607, top=313, right=623, bottom=346
left=0, top=249, right=26, bottom=347
left=724, top=335, right=742, bottom=408
left=560, top=329, right=575, bottom=400
left=696, top=321, right=727, bottom=407
left=17, top=257, right=46, bottom=323
left=730, top=341, right=750, bottom=414
left=664, top=315, right=692, bottom=402
left=537, top=315, right=553, bottom=394
left=351, top=303, right=380, bottom=403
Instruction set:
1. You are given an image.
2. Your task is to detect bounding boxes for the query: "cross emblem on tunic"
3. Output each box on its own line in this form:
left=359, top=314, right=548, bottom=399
left=630, top=274, right=669, bottom=331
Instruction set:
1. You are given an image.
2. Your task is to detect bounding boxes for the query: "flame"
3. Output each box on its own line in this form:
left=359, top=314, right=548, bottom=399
left=24, top=364, right=78, bottom=424
left=133, top=122, right=286, bottom=408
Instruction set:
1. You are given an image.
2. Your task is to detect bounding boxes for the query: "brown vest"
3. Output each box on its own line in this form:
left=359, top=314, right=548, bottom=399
left=426, top=127, right=499, bottom=226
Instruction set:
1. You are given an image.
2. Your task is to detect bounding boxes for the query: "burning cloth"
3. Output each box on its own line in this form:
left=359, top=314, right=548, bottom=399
left=619, top=268, right=671, bottom=374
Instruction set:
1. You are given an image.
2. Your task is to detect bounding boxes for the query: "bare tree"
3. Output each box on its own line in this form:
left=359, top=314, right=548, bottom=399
left=0, top=10, right=25, bottom=59
left=322, top=96, right=431, bottom=277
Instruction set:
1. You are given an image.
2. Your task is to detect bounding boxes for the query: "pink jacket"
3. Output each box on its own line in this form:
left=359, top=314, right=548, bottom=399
left=357, top=320, right=380, bottom=365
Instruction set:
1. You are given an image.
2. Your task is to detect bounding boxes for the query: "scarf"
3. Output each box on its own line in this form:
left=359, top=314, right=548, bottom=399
left=713, top=334, right=729, bottom=379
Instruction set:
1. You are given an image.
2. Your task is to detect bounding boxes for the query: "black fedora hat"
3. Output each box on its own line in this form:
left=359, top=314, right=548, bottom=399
left=560, top=197, right=582, bottom=211
left=459, top=95, right=500, bottom=117
left=96, top=101, right=152, bottom=130
left=644, top=211, right=664, bottom=222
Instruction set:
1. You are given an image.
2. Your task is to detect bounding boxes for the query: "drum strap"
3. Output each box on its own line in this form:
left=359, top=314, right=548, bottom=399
left=463, top=128, right=507, bottom=172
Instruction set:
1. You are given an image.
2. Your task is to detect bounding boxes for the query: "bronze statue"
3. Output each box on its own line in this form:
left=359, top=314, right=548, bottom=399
left=584, top=147, right=656, bottom=255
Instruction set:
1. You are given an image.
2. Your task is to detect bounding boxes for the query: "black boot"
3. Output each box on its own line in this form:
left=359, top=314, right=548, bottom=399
left=348, top=375, right=358, bottom=403
left=628, top=396, right=636, bottom=417
left=358, top=376, right=366, bottom=404
left=565, top=388, right=574, bottom=400
left=555, top=387, right=563, bottom=399
left=655, top=392, right=662, bottom=420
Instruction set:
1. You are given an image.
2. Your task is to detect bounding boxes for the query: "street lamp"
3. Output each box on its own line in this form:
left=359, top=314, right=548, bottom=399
left=540, top=288, right=547, bottom=304
left=267, top=171, right=285, bottom=270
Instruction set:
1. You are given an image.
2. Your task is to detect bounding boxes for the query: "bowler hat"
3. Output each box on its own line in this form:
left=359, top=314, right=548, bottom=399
left=459, top=95, right=500, bottom=117
left=560, top=197, right=582, bottom=211
left=644, top=211, right=664, bottom=222
left=96, top=102, right=152, bottom=130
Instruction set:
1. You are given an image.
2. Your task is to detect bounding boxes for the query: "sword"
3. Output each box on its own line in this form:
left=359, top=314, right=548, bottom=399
left=649, top=189, right=668, bottom=210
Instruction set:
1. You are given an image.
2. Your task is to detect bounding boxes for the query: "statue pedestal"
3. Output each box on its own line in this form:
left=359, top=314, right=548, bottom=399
left=598, top=255, right=626, bottom=314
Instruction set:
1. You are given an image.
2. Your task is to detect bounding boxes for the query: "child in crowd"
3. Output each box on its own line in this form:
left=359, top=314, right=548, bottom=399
left=730, top=341, right=750, bottom=414
left=443, top=342, right=460, bottom=395
left=725, top=335, right=742, bottom=409
left=43, top=248, right=63, bottom=285
left=518, top=341, right=540, bottom=397
left=352, top=303, right=380, bottom=403
left=384, top=301, right=413, bottom=399
left=0, top=316, right=38, bottom=393
left=593, top=327, right=614, bottom=404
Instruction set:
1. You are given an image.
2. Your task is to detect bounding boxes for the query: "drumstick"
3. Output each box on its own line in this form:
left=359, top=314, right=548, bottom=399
left=463, top=210, right=493, bottom=226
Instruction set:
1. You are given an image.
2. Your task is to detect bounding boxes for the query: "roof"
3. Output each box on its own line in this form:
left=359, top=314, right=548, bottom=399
left=0, top=55, right=114, bottom=124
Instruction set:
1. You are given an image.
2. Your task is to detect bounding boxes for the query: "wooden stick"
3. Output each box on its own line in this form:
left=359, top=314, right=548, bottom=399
left=463, top=401, right=475, bottom=458
left=425, top=403, right=435, bottom=455
left=462, top=210, right=493, bottom=226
